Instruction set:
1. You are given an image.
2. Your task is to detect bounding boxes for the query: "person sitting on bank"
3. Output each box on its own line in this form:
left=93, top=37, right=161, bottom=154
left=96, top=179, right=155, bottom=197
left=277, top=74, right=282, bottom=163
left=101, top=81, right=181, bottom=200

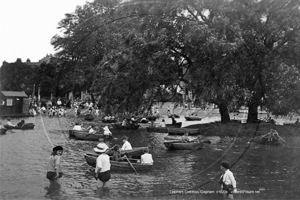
left=295, top=118, right=300, bottom=124
left=141, top=148, right=153, bottom=165
left=219, top=161, right=237, bottom=195
left=6, top=119, right=16, bottom=127
left=121, top=136, right=132, bottom=150
left=73, top=122, right=84, bottom=131
left=103, top=126, right=112, bottom=137
left=17, top=119, right=25, bottom=127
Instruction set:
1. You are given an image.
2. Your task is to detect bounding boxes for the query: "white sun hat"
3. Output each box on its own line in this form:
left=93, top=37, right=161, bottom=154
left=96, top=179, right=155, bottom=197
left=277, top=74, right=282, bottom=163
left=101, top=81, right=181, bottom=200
left=94, top=143, right=108, bottom=153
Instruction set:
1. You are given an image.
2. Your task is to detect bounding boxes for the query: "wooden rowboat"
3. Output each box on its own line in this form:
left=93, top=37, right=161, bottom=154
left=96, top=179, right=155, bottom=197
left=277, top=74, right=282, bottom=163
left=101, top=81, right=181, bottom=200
left=146, top=127, right=168, bottom=133
left=84, top=114, right=94, bottom=121
left=106, top=147, right=152, bottom=158
left=3, top=123, right=35, bottom=130
left=168, top=128, right=200, bottom=135
left=102, top=119, right=117, bottom=123
left=69, top=130, right=110, bottom=141
left=112, top=123, right=140, bottom=130
left=164, top=135, right=198, bottom=140
left=164, top=141, right=203, bottom=150
left=84, top=153, right=153, bottom=172
left=0, top=128, right=8, bottom=135
left=185, top=116, right=202, bottom=121
left=165, top=122, right=182, bottom=128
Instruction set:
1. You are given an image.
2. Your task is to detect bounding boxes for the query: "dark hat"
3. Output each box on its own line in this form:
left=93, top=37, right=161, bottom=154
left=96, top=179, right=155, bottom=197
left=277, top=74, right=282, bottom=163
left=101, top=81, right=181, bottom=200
left=221, top=161, right=230, bottom=169
left=53, top=146, right=63, bottom=151
left=121, top=136, right=128, bottom=140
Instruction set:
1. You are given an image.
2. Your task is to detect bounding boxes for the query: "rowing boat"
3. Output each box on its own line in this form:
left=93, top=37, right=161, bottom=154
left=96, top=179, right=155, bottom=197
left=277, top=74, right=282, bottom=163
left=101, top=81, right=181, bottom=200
left=112, top=123, right=140, bottom=130
left=0, top=128, right=7, bottom=135
left=106, top=146, right=151, bottom=158
left=164, top=135, right=198, bottom=140
left=3, top=123, right=35, bottom=130
left=163, top=141, right=203, bottom=150
left=146, top=126, right=168, bottom=133
left=68, top=130, right=110, bottom=141
left=84, top=153, right=153, bottom=172
left=185, top=116, right=202, bottom=121
left=168, top=128, right=200, bottom=135
left=84, top=114, right=94, bottom=121
left=102, top=119, right=117, bottom=123
left=165, top=122, right=182, bottom=128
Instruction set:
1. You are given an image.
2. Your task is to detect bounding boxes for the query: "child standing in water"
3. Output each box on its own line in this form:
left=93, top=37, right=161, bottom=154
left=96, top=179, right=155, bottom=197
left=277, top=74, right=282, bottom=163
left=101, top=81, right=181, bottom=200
left=219, top=161, right=237, bottom=199
left=46, top=146, right=64, bottom=185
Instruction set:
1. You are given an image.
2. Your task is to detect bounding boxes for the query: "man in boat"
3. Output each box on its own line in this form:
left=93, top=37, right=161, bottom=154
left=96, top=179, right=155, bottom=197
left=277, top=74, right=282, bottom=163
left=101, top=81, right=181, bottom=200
left=121, top=136, right=132, bottom=150
left=87, top=125, right=96, bottom=134
left=103, top=126, right=112, bottom=137
left=295, top=118, right=300, bottom=124
left=112, top=145, right=127, bottom=161
left=94, top=143, right=111, bottom=188
left=17, top=119, right=25, bottom=127
left=161, top=119, right=166, bottom=128
left=6, top=119, right=16, bottom=127
left=73, top=122, right=84, bottom=131
left=181, top=132, right=190, bottom=143
left=141, top=148, right=153, bottom=165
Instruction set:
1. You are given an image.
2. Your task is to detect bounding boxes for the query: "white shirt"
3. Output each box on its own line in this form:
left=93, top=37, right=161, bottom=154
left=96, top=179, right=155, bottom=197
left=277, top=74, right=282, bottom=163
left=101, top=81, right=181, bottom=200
left=7, top=121, right=14, bottom=126
left=89, top=128, right=96, bottom=134
left=104, top=129, right=112, bottom=136
left=121, top=141, right=132, bottom=150
left=95, top=154, right=111, bottom=173
left=73, top=125, right=83, bottom=131
left=221, top=169, right=237, bottom=188
left=141, top=153, right=153, bottom=165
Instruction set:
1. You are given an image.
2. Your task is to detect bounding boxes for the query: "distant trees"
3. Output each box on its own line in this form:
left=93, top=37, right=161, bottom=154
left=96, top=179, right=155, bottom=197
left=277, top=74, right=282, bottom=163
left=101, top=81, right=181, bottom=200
left=0, top=59, right=36, bottom=94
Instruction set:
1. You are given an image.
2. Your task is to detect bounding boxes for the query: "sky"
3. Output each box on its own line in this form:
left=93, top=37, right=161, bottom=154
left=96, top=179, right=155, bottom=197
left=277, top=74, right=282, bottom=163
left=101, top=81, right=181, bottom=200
left=0, top=0, right=92, bottom=64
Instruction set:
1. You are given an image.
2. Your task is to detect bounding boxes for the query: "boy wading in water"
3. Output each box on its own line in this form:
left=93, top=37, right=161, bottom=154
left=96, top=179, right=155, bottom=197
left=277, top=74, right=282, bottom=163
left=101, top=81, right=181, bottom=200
left=94, top=143, right=111, bottom=188
left=45, top=146, right=64, bottom=197
left=219, top=161, right=237, bottom=199
left=46, top=146, right=64, bottom=185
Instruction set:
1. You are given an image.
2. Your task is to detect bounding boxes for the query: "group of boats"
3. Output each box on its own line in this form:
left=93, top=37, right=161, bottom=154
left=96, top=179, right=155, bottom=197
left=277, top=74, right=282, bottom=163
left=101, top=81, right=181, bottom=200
left=0, top=122, right=35, bottom=135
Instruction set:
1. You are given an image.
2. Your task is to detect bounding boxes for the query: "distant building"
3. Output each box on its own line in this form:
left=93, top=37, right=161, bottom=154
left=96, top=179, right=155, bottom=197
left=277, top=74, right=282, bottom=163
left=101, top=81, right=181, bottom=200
left=0, top=91, right=30, bottom=117
left=1, top=54, right=52, bottom=68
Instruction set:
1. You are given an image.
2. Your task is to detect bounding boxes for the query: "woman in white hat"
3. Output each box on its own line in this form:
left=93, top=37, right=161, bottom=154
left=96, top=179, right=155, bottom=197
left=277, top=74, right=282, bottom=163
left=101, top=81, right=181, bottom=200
left=94, top=143, right=111, bottom=188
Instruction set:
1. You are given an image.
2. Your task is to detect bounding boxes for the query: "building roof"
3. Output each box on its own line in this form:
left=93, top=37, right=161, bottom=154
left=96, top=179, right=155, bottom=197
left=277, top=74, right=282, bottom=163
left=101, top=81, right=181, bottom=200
left=1, top=91, right=28, bottom=97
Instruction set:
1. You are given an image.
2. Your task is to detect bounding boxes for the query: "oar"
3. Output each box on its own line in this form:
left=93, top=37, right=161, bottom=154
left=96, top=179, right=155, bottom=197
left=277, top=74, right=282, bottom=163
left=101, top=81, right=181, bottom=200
left=124, top=156, right=138, bottom=174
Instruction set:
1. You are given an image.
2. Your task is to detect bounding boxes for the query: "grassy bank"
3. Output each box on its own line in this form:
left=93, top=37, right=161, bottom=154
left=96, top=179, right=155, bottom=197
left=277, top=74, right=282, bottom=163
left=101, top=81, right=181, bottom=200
left=186, top=121, right=300, bottom=137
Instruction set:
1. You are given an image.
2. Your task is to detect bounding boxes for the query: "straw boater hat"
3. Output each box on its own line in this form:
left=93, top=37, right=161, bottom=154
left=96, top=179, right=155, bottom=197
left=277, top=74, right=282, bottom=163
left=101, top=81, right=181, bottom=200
left=94, top=143, right=108, bottom=153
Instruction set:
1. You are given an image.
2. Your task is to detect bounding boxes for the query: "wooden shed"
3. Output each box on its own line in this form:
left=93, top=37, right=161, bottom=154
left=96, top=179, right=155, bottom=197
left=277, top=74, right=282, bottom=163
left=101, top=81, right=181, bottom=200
left=0, top=91, right=30, bottom=117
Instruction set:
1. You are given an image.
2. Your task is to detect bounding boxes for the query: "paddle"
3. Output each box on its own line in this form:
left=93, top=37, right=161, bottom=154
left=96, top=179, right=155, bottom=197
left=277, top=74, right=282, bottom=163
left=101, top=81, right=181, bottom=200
left=124, top=156, right=138, bottom=174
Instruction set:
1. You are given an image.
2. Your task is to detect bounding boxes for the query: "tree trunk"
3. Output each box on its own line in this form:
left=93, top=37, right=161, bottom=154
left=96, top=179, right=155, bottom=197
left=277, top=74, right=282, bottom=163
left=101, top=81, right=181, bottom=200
left=218, top=102, right=231, bottom=123
left=247, top=101, right=259, bottom=123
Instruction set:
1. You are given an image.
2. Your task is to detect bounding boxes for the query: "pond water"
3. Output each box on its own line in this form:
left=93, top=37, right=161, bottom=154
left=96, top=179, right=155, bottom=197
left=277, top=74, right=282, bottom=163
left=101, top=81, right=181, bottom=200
left=1, top=114, right=300, bottom=200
